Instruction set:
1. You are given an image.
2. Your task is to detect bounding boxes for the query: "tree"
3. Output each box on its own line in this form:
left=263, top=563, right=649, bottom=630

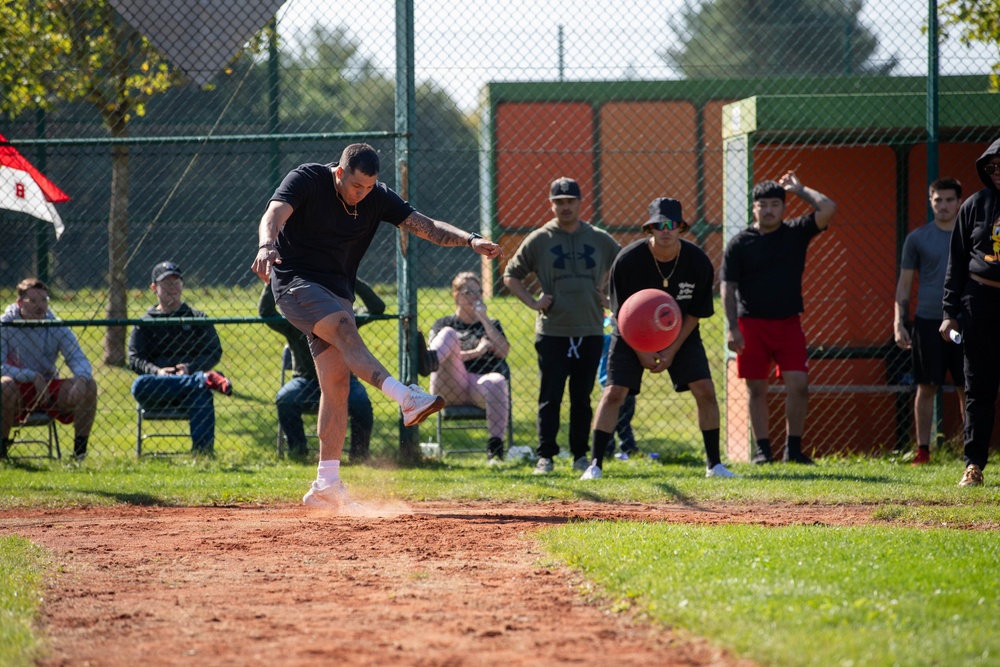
left=1, top=0, right=185, bottom=365
left=662, top=0, right=897, bottom=78
left=938, top=0, right=1000, bottom=90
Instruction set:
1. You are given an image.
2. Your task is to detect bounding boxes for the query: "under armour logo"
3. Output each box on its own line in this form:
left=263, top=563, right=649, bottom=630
left=550, top=244, right=597, bottom=270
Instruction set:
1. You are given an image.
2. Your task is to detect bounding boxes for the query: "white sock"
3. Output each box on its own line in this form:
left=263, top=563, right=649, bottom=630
left=381, top=376, right=408, bottom=404
left=316, top=459, right=340, bottom=487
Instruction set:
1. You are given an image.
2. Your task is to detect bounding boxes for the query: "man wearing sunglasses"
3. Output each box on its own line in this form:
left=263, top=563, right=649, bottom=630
left=503, top=177, right=620, bottom=475
left=1, top=278, right=98, bottom=460
left=580, top=198, right=737, bottom=481
left=721, top=171, right=836, bottom=465
left=941, top=137, right=1000, bottom=487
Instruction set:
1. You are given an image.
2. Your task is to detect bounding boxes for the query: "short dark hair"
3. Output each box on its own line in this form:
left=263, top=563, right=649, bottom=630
left=752, top=180, right=786, bottom=202
left=929, top=178, right=962, bottom=199
left=340, top=143, right=380, bottom=177
left=16, top=278, right=48, bottom=299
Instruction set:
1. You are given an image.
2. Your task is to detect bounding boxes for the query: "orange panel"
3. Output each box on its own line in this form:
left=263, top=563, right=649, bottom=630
left=907, top=143, right=990, bottom=231
left=754, top=145, right=897, bottom=347
left=599, top=101, right=697, bottom=229
left=702, top=100, right=733, bottom=226
left=495, top=102, right=595, bottom=230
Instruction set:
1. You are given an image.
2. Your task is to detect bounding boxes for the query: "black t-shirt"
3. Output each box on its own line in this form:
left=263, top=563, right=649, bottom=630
left=721, top=213, right=821, bottom=319
left=610, top=238, right=715, bottom=323
left=268, top=162, right=414, bottom=301
left=429, top=314, right=510, bottom=376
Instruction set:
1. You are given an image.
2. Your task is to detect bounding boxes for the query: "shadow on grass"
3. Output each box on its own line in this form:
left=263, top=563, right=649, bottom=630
left=80, top=489, right=171, bottom=506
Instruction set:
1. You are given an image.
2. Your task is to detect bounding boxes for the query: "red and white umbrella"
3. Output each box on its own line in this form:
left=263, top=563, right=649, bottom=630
left=0, top=132, right=70, bottom=239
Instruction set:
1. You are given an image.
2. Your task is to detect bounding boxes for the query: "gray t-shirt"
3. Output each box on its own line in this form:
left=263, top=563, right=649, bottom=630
left=901, top=222, right=952, bottom=320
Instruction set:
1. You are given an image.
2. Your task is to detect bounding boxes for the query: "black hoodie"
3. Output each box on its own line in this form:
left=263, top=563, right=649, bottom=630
left=942, top=137, right=1000, bottom=319
left=127, top=302, right=222, bottom=376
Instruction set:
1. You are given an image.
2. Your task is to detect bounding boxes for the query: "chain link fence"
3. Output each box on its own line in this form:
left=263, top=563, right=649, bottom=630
left=1, top=0, right=997, bottom=462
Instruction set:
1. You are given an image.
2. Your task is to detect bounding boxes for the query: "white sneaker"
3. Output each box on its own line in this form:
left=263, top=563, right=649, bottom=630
left=400, top=384, right=445, bottom=427
left=706, top=463, right=740, bottom=478
left=580, top=460, right=603, bottom=480
left=614, top=452, right=629, bottom=461
left=533, top=457, right=554, bottom=475
left=303, top=480, right=365, bottom=513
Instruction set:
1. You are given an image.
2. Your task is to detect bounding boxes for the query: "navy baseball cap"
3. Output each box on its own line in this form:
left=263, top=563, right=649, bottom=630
left=151, top=261, right=183, bottom=283
left=548, top=177, right=582, bottom=200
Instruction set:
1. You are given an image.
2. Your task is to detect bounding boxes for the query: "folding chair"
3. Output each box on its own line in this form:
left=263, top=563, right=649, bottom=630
left=276, top=345, right=318, bottom=457
left=136, top=404, right=191, bottom=457
left=8, top=411, right=61, bottom=460
left=435, top=366, right=514, bottom=458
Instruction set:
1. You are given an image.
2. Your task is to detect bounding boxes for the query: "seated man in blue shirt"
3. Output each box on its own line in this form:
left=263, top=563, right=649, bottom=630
left=259, top=279, right=383, bottom=462
left=128, top=261, right=232, bottom=454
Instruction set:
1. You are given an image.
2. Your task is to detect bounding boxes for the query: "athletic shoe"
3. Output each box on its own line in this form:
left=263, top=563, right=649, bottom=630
left=572, top=456, right=590, bottom=472
left=401, top=384, right=445, bottom=427
left=784, top=451, right=815, bottom=465
left=958, top=464, right=984, bottom=487
left=416, top=331, right=439, bottom=377
left=751, top=442, right=773, bottom=465
left=911, top=448, right=931, bottom=466
left=303, top=480, right=365, bottom=513
left=533, top=457, right=554, bottom=475
left=580, top=460, right=602, bottom=480
left=614, top=452, right=630, bottom=461
left=706, top=463, right=740, bottom=478
left=487, top=455, right=503, bottom=467
left=204, top=370, right=233, bottom=396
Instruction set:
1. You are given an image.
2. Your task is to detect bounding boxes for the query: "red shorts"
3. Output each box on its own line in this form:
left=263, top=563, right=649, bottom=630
left=16, top=379, right=75, bottom=424
left=736, top=316, right=809, bottom=380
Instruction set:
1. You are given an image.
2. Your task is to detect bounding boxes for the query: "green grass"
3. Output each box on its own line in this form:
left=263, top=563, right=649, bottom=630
left=1, top=457, right=999, bottom=666
left=0, top=536, right=49, bottom=667
left=541, top=522, right=1000, bottom=666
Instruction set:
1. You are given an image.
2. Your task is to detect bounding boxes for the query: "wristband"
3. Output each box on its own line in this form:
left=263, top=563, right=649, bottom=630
left=467, top=232, right=483, bottom=247
left=259, top=243, right=276, bottom=250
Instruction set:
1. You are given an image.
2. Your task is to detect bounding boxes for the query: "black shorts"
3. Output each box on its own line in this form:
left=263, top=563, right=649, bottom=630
left=606, top=329, right=711, bottom=394
left=911, top=316, right=964, bottom=387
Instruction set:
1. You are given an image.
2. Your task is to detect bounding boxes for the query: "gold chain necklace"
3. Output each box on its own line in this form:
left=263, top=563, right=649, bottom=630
left=649, top=238, right=680, bottom=288
left=336, top=188, right=359, bottom=219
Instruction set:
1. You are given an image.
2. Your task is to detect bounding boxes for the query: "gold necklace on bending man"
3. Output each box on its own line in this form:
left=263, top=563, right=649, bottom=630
left=336, top=188, right=359, bottom=219
left=648, top=238, right=680, bottom=288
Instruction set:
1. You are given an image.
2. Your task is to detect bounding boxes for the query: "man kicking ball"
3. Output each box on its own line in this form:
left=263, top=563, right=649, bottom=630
left=252, top=143, right=503, bottom=511
left=581, top=198, right=737, bottom=481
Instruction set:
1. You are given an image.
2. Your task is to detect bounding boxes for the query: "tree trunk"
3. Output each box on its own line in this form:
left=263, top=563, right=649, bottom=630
left=103, top=123, right=130, bottom=366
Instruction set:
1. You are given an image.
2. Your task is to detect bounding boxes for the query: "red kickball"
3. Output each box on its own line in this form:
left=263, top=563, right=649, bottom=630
left=618, top=289, right=682, bottom=353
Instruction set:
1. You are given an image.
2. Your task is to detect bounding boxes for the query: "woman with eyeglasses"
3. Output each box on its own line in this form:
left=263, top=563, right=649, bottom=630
left=427, top=271, right=510, bottom=462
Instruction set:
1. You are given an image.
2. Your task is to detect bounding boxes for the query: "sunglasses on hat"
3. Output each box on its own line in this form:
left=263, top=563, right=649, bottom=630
left=644, top=219, right=682, bottom=231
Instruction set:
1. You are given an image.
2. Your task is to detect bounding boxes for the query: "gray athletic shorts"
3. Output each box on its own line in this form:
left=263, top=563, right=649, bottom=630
left=274, top=279, right=354, bottom=357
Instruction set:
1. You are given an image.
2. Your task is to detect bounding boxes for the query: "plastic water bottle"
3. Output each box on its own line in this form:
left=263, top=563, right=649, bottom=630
left=648, top=452, right=660, bottom=460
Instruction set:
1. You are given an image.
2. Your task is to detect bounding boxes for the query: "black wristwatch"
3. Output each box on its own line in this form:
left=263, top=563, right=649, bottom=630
left=467, top=232, right=483, bottom=247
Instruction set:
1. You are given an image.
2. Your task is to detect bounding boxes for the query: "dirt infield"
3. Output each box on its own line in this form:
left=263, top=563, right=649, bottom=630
left=3, top=501, right=878, bottom=667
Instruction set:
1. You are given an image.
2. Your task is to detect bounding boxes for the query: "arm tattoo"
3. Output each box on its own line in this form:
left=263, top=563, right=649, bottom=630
left=399, top=212, right=465, bottom=246
left=370, top=370, right=385, bottom=388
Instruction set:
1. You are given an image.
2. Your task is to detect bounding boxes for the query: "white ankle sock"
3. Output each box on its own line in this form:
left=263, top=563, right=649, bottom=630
left=317, top=459, right=340, bottom=486
left=381, top=376, right=408, bottom=404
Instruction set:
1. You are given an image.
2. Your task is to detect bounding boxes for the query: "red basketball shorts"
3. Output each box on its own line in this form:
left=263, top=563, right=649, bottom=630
left=736, top=315, right=809, bottom=380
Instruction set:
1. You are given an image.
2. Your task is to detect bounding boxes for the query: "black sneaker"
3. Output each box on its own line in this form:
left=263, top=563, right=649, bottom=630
left=416, top=331, right=439, bottom=377
left=784, top=451, right=815, bottom=465
left=751, top=442, right=773, bottom=465
left=486, top=438, right=503, bottom=461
